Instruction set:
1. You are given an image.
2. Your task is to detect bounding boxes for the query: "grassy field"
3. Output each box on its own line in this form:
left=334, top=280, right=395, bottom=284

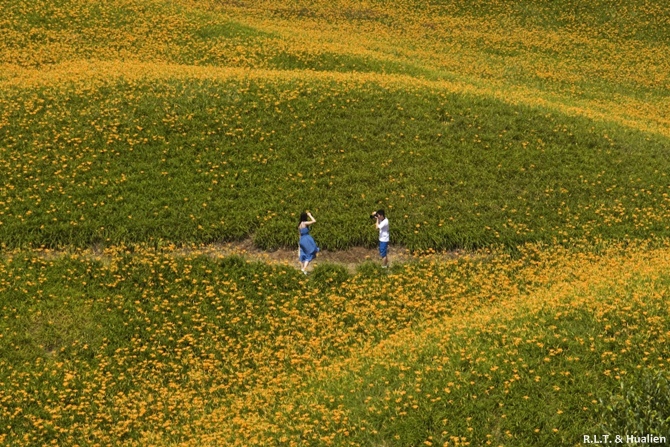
left=1, top=243, right=669, bottom=445
left=2, top=73, right=670, bottom=250
left=2, top=0, right=670, bottom=445
left=2, top=0, right=669, bottom=250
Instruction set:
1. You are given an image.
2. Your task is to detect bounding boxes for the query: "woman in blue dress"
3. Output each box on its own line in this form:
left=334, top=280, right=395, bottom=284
left=298, top=211, right=319, bottom=274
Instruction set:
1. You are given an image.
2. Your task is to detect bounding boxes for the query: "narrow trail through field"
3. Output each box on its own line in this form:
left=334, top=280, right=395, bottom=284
left=172, top=239, right=428, bottom=273
left=6, top=239, right=464, bottom=273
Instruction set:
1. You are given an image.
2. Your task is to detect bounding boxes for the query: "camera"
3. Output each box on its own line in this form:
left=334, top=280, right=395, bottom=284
left=370, top=212, right=378, bottom=219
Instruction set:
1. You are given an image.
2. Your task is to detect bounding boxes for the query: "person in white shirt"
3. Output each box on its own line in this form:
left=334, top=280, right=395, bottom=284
left=372, top=209, right=389, bottom=268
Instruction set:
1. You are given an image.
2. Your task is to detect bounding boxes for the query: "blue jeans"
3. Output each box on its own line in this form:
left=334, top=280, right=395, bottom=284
left=379, top=241, right=388, bottom=258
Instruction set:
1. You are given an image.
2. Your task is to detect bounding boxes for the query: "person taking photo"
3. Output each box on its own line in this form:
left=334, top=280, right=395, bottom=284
left=372, top=209, right=389, bottom=268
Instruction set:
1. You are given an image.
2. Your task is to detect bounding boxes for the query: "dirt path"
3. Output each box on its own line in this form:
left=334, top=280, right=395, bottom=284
left=171, top=239, right=420, bottom=273
left=11, top=239, right=463, bottom=273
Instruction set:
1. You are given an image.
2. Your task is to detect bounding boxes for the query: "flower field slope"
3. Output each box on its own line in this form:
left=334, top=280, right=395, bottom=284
left=1, top=0, right=669, bottom=250
left=2, top=69, right=670, bottom=250
left=2, top=2, right=670, bottom=444
left=0, top=243, right=668, bottom=445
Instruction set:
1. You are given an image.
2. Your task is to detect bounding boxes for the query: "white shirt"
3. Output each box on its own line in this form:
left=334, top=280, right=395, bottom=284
left=378, top=218, right=389, bottom=242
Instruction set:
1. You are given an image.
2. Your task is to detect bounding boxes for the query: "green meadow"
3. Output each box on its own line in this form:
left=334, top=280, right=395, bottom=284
left=1, top=0, right=669, bottom=445
left=2, top=77, right=669, bottom=250
left=1, top=244, right=669, bottom=445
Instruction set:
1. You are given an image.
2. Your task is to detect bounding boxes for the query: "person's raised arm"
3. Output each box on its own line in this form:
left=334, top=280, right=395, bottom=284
left=305, top=212, right=317, bottom=225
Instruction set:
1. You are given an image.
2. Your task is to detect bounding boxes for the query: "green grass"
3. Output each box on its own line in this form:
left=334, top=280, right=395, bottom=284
left=600, top=368, right=670, bottom=437
left=2, top=1, right=670, bottom=444
left=1, top=76, right=669, bottom=250
left=0, top=0, right=436, bottom=75
left=422, top=0, right=670, bottom=44
left=0, top=249, right=509, bottom=444
left=2, top=0, right=669, bottom=252
left=1, top=245, right=669, bottom=445
left=257, top=268, right=670, bottom=446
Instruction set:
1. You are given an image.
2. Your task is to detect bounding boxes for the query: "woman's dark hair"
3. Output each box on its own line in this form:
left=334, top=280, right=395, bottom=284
left=299, top=212, right=309, bottom=227
left=376, top=209, right=385, bottom=218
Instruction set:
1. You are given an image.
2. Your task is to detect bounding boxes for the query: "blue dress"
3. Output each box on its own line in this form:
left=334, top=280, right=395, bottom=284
left=299, top=227, right=319, bottom=262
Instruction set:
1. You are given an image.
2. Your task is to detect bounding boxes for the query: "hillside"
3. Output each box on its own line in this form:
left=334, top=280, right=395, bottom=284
left=1, top=243, right=669, bottom=445
left=1, top=0, right=669, bottom=250
left=1, top=1, right=670, bottom=446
